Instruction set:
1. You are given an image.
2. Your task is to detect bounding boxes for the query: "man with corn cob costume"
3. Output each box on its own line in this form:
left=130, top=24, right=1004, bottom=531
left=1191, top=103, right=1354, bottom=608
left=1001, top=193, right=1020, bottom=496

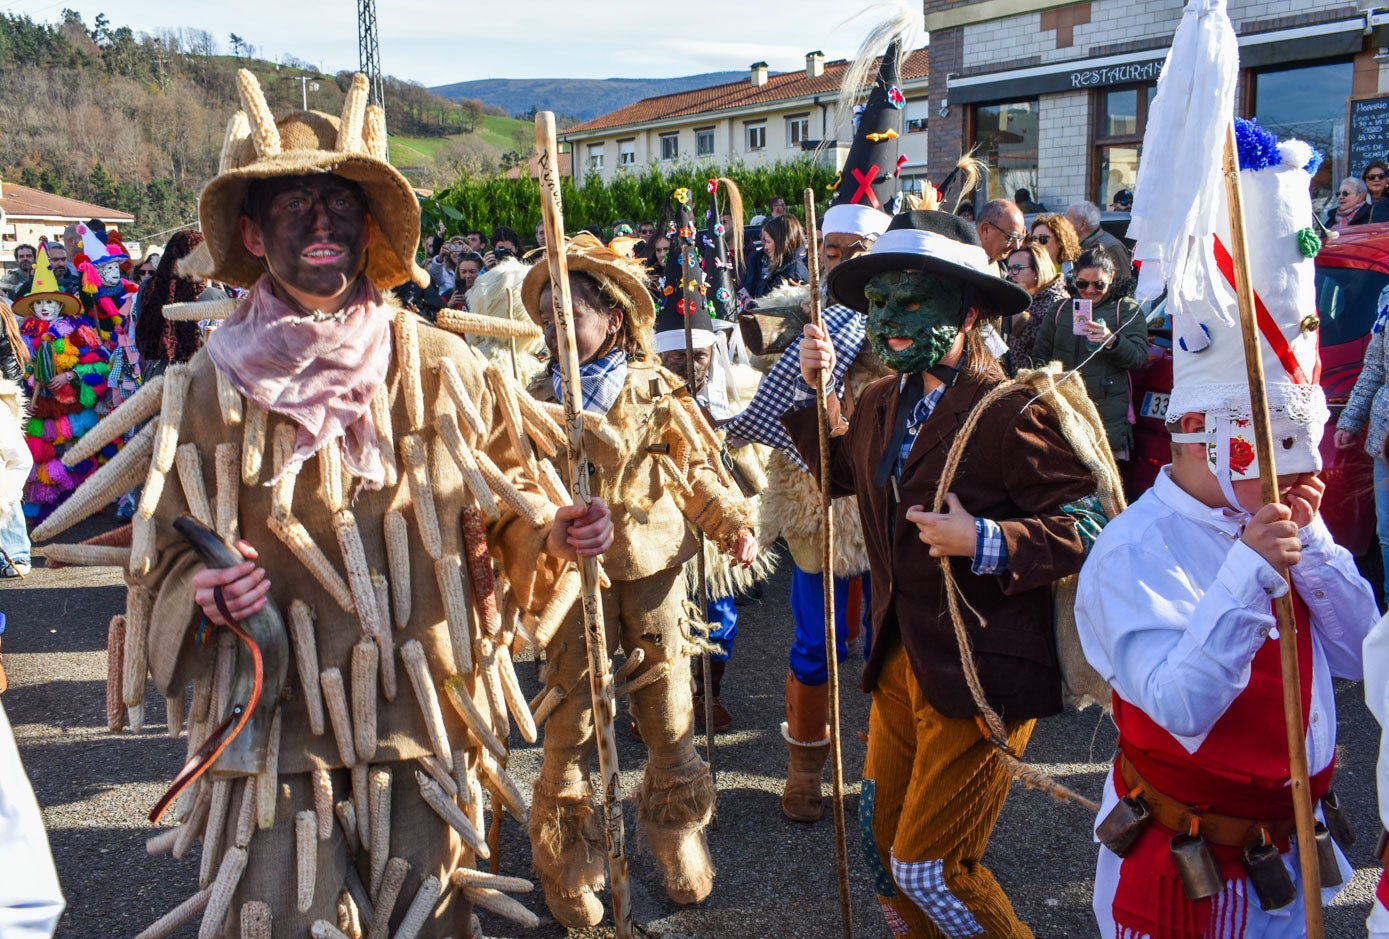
left=30, top=70, right=612, bottom=939
left=519, top=233, right=758, bottom=926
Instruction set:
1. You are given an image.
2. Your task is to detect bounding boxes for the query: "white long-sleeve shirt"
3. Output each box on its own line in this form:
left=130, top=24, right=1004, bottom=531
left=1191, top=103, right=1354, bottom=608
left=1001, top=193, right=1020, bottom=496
left=0, top=700, right=64, bottom=937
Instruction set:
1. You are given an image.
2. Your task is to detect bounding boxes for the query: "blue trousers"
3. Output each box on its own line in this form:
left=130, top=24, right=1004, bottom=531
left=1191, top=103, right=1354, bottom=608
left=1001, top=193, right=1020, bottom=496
left=789, top=564, right=858, bottom=686
left=706, top=595, right=737, bottom=662
left=0, top=507, right=29, bottom=567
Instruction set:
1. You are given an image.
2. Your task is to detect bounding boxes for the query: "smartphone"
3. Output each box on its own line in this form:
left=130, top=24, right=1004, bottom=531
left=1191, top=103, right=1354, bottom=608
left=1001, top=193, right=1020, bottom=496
left=1072, top=299, right=1093, bottom=336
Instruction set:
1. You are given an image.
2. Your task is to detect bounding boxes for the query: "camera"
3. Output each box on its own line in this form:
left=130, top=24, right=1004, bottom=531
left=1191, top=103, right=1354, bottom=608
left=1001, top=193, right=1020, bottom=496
left=493, top=246, right=514, bottom=262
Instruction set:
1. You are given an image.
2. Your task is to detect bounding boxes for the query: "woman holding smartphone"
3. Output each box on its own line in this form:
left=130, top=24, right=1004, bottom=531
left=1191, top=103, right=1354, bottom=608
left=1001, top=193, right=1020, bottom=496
left=1030, top=249, right=1148, bottom=461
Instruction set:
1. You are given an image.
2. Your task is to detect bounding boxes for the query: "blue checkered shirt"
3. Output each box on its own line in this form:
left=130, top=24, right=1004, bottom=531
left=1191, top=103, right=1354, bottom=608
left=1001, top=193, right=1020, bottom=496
left=723, top=303, right=865, bottom=472
left=550, top=348, right=628, bottom=416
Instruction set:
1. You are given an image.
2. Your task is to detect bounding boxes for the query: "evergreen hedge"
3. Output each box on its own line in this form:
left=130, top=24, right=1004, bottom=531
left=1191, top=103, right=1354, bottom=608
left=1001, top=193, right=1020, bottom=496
left=420, top=158, right=839, bottom=247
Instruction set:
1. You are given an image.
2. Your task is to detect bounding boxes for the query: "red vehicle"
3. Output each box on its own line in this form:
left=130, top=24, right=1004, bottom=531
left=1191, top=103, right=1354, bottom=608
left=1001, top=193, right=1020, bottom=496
left=1127, top=223, right=1389, bottom=560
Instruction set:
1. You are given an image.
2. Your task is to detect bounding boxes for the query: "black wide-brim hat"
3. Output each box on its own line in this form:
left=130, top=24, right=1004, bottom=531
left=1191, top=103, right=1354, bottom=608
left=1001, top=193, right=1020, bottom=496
left=826, top=209, right=1030, bottom=316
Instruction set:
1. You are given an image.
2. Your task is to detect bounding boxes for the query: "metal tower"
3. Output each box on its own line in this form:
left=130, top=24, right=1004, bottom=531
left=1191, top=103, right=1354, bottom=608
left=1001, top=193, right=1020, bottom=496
left=357, top=0, right=385, bottom=111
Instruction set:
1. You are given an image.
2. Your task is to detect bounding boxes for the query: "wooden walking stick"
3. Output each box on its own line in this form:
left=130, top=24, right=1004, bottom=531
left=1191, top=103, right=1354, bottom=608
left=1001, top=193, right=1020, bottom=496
left=534, top=110, right=634, bottom=939
left=1220, top=123, right=1323, bottom=938
left=803, top=188, right=853, bottom=939
left=678, top=218, right=718, bottom=800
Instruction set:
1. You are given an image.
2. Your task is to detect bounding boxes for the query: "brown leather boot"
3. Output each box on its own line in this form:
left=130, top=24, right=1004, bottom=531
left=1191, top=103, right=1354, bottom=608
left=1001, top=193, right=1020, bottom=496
left=693, top=658, right=732, bottom=732
left=781, top=672, right=830, bottom=822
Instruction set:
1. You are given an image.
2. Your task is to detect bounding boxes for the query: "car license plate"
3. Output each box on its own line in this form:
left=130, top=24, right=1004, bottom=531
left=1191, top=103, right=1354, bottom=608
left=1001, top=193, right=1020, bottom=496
left=1140, top=392, right=1169, bottom=420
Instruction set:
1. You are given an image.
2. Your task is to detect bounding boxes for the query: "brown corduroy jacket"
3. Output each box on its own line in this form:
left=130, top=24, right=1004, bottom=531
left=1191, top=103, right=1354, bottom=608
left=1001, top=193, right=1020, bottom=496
left=784, top=365, right=1098, bottom=721
left=530, top=357, right=754, bottom=583
left=134, top=319, right=563, bottom=775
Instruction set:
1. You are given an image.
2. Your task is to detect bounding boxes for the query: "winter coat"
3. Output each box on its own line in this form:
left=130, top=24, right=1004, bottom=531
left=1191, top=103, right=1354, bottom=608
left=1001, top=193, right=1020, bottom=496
left=1338, top=323, right=1389, bottom=461
left=1031, top=294, right=1148, bottom=454
left=749, top=250, right=808, bottom=299
left=1002, top=276, right=1070, bottom=376
left=0, top=331, right=23, bottom=385
left=0, top=378, right=31, bottom=517
left=1326, top=202, right=1372, bottom=230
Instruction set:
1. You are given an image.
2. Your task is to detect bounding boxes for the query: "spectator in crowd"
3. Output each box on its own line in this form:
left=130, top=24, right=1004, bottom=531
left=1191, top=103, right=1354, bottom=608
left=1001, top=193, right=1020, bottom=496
left=1326, top=176, right=1372, bottom=231
left=426, top=220, right=447, bottom=259
left=1014, top=188, right=1045, bottom=213
left=975, top=199, right=1028, bottom=271
left=1065, top=201, right=1132, bottom=291
left=487, top=225, right=522, bottom=267
left=638, top=221, right=657, bottom=241
left=1001, top=241, right=1068, bottom=376
left=133, top=249, right=160, bottom=283
left=0, top=300, right=27, bottom=385
left=1030, top=213, right=1083, bottom=276
left=611, top=219, right=636, bottom=238
left=0, top=372, right=31, bottom=580
left=1334, top=296, right=1389, bottom=599
left=1365, top=159, right=1388, bottom=206
left=651, top=232, right=672, bottom=270
left=534, top=219, right=547, bottom=250
left=769, top=196, right=788, bottom=218
left=1108, top=189, right=1133, bottom=212
left=748, top=215, right=808, bottom=298
left=1031, top=249, right=1147, bottom=461
left=956, top=202, right=976, bottom=222
left=465, top=228, right=487, bottom=253
left=428, top=237, right=463, bottom=294
left=0, top=246, right=35, bottom=300
left=454, top=252, right=483, bottom=296
left=133, top=229, right=222, bottom=382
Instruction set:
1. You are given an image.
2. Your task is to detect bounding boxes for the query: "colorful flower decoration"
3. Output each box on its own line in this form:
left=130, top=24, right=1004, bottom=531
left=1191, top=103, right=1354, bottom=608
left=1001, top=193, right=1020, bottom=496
left=707, top=179, right=718, bottom=194
left=716, top=287, right=733, bottom=303
left=663, top=285, right=675, bottom=296
left=679, top=226, right=694, bottom=240
left=887, top=87, right=905, bottom=109
left=714, top=223, right=726, bottom=236
left=1228, top=437, right=1255, bottom=475
left=674, top=187, right=691, bottom=205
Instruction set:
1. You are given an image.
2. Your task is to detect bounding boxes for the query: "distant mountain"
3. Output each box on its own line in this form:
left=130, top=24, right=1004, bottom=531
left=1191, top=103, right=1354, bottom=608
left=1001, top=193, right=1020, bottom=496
left=430, top=72, right=748, bottom=122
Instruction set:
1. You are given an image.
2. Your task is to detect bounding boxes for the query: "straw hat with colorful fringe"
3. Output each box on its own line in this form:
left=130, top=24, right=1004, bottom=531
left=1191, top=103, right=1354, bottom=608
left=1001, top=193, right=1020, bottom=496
left=183, top=70, right=428, bottom=291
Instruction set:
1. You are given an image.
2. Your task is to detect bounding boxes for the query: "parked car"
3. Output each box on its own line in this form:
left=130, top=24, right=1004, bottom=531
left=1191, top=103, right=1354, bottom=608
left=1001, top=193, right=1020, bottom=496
left=1126, top=223, right=1389, bottom=559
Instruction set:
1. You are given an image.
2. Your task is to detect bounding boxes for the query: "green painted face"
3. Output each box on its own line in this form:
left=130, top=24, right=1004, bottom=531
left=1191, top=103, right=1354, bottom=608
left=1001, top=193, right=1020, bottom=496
left=863, top=270, right=966, bottom=373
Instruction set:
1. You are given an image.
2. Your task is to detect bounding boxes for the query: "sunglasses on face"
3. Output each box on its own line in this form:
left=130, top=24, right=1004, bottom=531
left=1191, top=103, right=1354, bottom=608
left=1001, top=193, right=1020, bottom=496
left=138, top=267, right=155, bottom=276
left=1074, top=279, right=1109, bottom=291
left=1368, top=173, right=1387, bottom=181
left=1338, top=190, right=1356, bottom=197
left=1032, top=234, right=1051, bottom=245
left=1006, top=263, right=1034, bottom=274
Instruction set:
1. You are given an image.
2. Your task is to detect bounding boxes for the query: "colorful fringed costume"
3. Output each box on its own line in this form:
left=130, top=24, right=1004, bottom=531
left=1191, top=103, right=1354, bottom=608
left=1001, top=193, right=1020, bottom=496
left=74, top=223, right=134, bottom=353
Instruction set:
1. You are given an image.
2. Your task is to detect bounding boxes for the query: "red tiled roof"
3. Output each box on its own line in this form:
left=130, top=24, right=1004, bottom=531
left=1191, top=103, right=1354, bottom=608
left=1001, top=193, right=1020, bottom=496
left=0, top=181, right=134, bottom=222
left=565, top=48, right=929, bottom=136
left=506, top=151, right=572, bottom=180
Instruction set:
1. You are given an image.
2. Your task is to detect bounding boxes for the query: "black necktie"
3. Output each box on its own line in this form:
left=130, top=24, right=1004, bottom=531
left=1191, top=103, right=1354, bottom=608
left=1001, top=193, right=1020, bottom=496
left=872, top=365, right=958, bottom=490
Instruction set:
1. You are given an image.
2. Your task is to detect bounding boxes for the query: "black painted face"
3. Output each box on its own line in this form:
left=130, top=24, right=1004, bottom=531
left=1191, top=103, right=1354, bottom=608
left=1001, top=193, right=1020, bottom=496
left=660, top=346, right=712, bottom=391
left=242, top=174, right=369, bottom=304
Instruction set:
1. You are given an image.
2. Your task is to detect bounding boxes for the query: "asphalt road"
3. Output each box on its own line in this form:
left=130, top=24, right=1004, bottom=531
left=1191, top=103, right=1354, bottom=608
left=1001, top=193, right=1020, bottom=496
left=0, top=512, right=1382, bottom=938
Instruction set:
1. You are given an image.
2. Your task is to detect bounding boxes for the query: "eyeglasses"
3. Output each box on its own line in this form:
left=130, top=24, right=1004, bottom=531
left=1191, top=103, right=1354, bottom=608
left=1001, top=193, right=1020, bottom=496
left=1338, top=190, right=1355, bottom=197
left=138, top=267, right=156, bottom=277
left=1074, top=279, right=1110, bottom=292
left=1006, top=263, right=1034, bottom=274
left=638, top=227, right=655, bottom=235
left=1367, top=173, right=1387, bottom=181
left=1032, top=234, right=1051, bottom=245
left=986, top=221, right=1027, bottom=243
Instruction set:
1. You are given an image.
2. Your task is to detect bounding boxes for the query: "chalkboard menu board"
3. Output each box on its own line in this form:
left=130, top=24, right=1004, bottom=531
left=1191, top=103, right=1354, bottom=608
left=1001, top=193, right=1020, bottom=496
left=1348, top=94, right=1389, bottom=176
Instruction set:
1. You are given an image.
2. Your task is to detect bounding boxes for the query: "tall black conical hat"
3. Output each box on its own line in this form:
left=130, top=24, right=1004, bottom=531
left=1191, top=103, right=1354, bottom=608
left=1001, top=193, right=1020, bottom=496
left=830, top=38, right=905, bottom=213
left=702, top=178, right=741, bottom=325
left=655, top=188, right=717, bottom=350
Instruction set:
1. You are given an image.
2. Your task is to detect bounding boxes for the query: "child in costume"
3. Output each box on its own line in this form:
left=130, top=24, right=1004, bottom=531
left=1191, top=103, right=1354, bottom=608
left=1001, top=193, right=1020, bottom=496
left=1076, top=21, right=1377, bottom=929
left=14, top=242, right=111, bottom=522
left=74, top=223, right=134, bottom=354
left=520, top=233, right=757, bottom=927
left=29, top=71, right=613, bottom=938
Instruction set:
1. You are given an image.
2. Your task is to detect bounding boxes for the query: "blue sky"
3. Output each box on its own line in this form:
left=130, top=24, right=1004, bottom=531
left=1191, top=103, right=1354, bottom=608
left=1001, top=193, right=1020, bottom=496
left=6, top=1, right=911, bottom=85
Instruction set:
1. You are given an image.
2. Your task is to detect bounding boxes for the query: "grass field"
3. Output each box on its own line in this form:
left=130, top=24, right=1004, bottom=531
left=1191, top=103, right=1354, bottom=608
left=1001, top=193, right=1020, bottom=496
left=389, top=116, right=532, bottom=169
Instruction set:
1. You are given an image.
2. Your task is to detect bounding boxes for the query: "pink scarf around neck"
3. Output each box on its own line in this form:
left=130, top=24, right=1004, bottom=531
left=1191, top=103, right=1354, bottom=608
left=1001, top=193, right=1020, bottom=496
left=207, top=274, right=394, bottom=489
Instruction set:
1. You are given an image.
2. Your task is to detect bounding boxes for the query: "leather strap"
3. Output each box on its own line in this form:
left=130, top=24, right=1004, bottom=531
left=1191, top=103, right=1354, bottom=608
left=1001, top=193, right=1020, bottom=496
left=1120, top=755, right=1297, bottom=848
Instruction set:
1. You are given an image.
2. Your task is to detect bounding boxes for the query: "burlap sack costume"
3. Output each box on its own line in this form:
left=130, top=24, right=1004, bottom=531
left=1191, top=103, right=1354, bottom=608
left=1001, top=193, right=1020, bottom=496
left=519, top=236, right=755, bottom=927
left=31, top=72, right=576, bottom=939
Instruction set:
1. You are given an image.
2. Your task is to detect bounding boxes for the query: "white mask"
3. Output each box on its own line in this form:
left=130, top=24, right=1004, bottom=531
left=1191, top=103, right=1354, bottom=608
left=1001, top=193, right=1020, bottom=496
left=98, top=260, right=123, bottom=288
left=31, top=298, right=64, bottom=322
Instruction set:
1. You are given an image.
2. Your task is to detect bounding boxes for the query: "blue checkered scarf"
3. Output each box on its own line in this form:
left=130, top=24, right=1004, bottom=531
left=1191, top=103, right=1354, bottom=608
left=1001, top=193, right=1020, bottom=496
left=550, top=348, right=628, bottom=415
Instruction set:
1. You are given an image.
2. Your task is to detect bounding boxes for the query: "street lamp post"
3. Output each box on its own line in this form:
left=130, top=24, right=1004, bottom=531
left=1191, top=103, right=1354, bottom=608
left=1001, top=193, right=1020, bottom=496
left=297, top=76, right=321, bottom=110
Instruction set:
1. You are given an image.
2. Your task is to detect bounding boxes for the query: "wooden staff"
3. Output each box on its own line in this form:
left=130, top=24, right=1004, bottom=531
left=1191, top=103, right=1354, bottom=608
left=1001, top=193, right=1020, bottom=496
left=1221, top=124, right=1322, bottom=937
left=534, top=110, right=633, bottom=939
left=680, top=221, right=718, bottom=799
left=803, top=188, right=853, bottom=939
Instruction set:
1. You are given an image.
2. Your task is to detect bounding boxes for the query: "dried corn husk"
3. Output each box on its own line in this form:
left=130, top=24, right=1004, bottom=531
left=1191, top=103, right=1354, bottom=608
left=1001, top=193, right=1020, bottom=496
left=129, top=514, right=158, bottom=579
left=394, top=310, right=426, bottom=431
left=289, top=600, right=326, bottom=735
left=337, top=887, right=364, bottom=939
left=310, top=922, right=351, bottom=939
left=416, top=755, right=458, bottom=798
left=134, top=887, right=211, bottom=939
left=654, top=453, right=695, bottom=499
left=366, top=857, right=410, bottom=939
left=106, top=615, right=126, bottom=733
left=435, top=409, right=500, bottom=522
left=198, top=845, right=249, bottom=939
left=215, top=367, right=242, bottom=427
left=166, top=688, right=185, bottom=737
left=312, top=766, right=334, bottom=840
left=433, top=554, right=474, bottom=674
left=296, top=810, right=317, bottom=912
left=370, top=573, right=397, bottom=702
left=62, top=373, right=164, bottom=466
left=415, top=771, right=488, bottom=859
left=448, top=867, right=533, bottom=893
left=368, top=768, right=392, bottom=897
left=334, top=509, right=382, bottom=638
left=495, top=643, right=536, bottom=744
left=146, top=826, right=179, bottom=856
left=199, top=779, right=233, bottom=888
left=317, top=437, right=345, bottom=513
left=485, top=364, right=533, bottom=465
left=513, top=387, right=566, bottom=457
left=172, top=785, right=211, bottom=859
left=459, top=885, right=540, bottom=928
left=442, top=675, right=506, bottom=761
left=241, top=401, right=267, bottom=485
left=473, top=450, right=546, bottom=529
left=539, top=401, right=624, bottom=451
left=233, top=777, right=258, bottom=849
left=352, top=763, right=370, bottom=853
left=43, top=543, right=130, bottom=568
left=476, top=639, right=509, bottom=742
left=436, top=308, right=543, bottom=341
left=270, top=423, right=298, bottom=519
left=399, top=434, right=443, bottom=559
left=476, top=749, right=528, bottom=822
left=382, top=511, right=412, bottom=629
left=350, top=640, right=378, bottom=763
left=400, top=640, right=453, bottom=770
left=320, top=668, right=358, bottom=766
left=392, top=875, right=441, bottom=939
left=613, top=661, right=672, bottom=699
left=268, top=512, right=354, bottom=611
left=613, top=648, right=646, bottom=685
left=190, top=670, right=213, bottom=726
left=123, top=585, right=153, bottom=725
left=254, top=710, right=282, bottom=829
left=370, top=382, right=399, bottom=489
left=451, top=749, right=470, bottom=805
left=437, top=358, right=487, bottom=438
left=31, top=421, right=155, bottom=541
left=531, top=568, right=581, bottom=649
left=239, top=900, right=272, bottom=939
left=531, top=685, right=566, bottom=728
left=215, top=442, right=241, bottom=540
left=176, top=443, right=214, bottom=528
left=334, top=799, right=359, bottom=854
left=460, top=508, right=502, bottom=638
left=534, top=457, right=571, bottom=507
